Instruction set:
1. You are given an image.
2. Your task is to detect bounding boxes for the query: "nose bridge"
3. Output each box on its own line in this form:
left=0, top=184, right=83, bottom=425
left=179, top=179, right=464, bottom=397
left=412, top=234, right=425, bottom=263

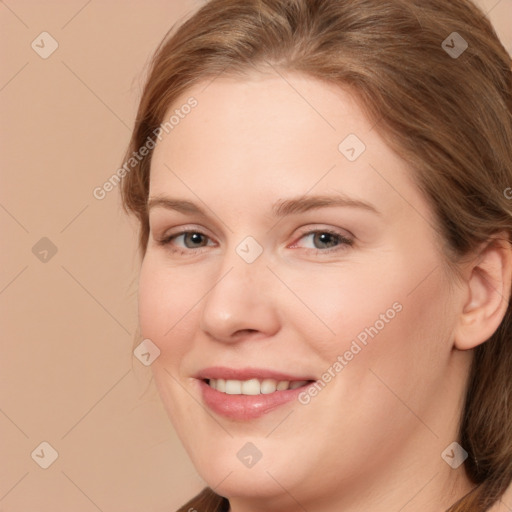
left=206, top=240, right=266, bottom=313
left=199, top=238, right=279, bottom=341
left=213, top=233, right=268, bottom=294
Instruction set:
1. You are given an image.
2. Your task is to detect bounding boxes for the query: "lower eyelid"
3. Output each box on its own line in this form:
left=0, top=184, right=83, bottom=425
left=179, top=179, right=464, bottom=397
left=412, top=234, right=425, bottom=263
left=159, top=229, right=353, bottom=253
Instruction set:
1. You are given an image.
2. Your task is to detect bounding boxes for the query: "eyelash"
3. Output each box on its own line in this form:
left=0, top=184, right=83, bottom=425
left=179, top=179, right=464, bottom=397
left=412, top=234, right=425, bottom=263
left=156, top=228, right=354, bottom=256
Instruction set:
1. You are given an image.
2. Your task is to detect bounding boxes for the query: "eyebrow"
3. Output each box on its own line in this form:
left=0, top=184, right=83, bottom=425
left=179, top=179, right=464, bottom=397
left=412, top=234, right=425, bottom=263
left=147, top=193, right=380, bottom=217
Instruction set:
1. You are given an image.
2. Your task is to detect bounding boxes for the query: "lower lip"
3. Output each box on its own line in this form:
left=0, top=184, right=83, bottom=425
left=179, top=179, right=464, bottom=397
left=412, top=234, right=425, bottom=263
left=198, top=379, right=313, bottom=420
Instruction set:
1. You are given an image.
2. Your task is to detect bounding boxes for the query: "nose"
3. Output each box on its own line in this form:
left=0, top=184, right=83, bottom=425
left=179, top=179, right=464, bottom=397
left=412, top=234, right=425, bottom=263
left=199, top=248, right=280, bottom=344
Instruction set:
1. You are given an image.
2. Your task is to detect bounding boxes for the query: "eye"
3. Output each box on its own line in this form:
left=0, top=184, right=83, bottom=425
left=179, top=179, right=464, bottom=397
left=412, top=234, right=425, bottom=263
left=156, top=230, right=214, bottom=255
left=156, top=227, right=354, bottom=256
left=291, top=229, right=354, bottom=254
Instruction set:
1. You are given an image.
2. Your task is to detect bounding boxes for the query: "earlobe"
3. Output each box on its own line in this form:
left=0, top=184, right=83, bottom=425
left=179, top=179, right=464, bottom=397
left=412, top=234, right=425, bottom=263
left=454, top=234, right=512, bottom=351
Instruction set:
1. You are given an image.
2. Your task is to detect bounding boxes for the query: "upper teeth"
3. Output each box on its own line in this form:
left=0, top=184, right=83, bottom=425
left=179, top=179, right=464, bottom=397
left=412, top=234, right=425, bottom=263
left=208, top=378, right=309, bottom=395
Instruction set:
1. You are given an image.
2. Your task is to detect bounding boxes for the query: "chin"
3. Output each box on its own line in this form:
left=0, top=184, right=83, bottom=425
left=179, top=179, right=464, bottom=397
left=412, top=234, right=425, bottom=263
left=203, top=465, right=290, bottom=499
left=191, top=440, right=310, bottom=500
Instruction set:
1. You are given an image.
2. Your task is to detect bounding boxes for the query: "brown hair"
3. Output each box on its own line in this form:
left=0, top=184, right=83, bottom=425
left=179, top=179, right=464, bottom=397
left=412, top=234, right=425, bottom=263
left=120, top=0, right=512, bottom=510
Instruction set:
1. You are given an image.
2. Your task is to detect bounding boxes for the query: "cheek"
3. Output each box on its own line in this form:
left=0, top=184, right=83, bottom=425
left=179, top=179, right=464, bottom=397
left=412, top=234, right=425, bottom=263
left=138, top=258, right=167, bottom=339
left=292, top=257, right=452, bottom=371
left=281, top=262, right=407, bottom=356
left=347, top=265, right=456, bottom=415
left=137, top=255, right=202, bottom=362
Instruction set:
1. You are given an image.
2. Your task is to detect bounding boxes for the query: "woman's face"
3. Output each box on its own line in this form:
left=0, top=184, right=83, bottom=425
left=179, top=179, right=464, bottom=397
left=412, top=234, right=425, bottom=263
left=139, top=71, right=471, bottom=509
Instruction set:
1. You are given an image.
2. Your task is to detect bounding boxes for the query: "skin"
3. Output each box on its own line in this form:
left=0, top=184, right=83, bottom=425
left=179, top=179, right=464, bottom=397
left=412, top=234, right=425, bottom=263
left=137, top=70, right=512, bottom=512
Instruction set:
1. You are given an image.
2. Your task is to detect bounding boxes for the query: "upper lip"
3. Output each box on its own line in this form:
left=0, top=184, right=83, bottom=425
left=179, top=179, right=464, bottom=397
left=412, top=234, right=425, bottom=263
left=195, top=366, right=316, bottom=382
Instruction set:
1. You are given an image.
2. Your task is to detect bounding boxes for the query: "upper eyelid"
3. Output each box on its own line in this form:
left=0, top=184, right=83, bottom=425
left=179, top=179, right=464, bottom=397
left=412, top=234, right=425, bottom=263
left=158, top=224, right=351, bottom=238
left=160, top=226, right=353, bottom=248
left=157, top=225, right=215, bottom=241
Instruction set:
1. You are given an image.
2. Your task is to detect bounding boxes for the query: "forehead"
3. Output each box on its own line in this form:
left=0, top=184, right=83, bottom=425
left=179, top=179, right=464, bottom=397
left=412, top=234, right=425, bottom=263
left=152, top=72, right=371, bottom=169
left=148, top=72, right=426, bottom=222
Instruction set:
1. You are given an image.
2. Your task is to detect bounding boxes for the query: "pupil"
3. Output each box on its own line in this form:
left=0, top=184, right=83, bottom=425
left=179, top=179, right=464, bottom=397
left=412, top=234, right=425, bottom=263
left=315, top=232, right=336, bottom=248
left=186, top=233, right=204, bottom=247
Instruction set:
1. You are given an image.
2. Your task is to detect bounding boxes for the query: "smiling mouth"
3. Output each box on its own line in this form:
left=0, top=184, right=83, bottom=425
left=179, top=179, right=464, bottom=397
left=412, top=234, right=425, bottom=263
left=205, top=378, right=314, bottom=395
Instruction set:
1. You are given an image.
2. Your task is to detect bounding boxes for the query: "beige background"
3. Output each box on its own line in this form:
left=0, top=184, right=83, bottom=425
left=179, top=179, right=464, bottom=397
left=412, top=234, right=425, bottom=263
left=1, top=1, right=511, bottom=511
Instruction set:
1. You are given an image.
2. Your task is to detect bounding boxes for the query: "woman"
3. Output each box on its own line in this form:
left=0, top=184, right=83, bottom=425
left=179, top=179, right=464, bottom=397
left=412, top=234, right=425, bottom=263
left=121, top=0, right=512, bottom=510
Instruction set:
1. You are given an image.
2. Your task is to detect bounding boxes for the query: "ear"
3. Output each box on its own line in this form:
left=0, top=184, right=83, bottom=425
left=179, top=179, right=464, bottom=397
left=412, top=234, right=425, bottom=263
left=454, top=234, right=512, bottom=351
